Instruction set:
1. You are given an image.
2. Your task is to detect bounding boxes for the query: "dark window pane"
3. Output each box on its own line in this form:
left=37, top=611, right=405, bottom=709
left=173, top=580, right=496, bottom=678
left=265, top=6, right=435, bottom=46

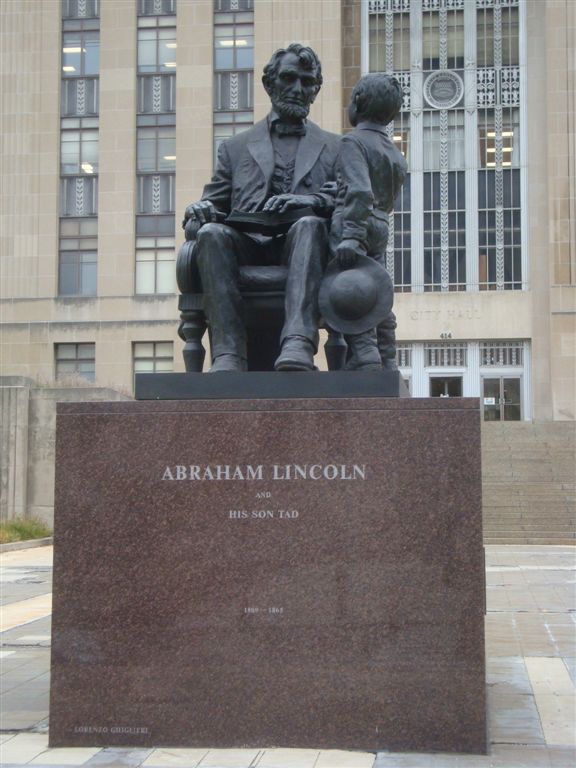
left=81, top=257, right=97, bottom=295
left=138, top=30, right=157, bottom=71
left=59, top=261, right=77, bottom=295
left=136, top=214, right=176, bottom=236
left=84, top=32, right=100, bottom=74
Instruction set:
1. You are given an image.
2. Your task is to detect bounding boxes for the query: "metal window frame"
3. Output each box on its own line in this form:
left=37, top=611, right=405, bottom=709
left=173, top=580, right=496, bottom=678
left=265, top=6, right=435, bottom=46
left=55, top=342, right=96, bottom=383
left=133, top=341, right=174, bottom=373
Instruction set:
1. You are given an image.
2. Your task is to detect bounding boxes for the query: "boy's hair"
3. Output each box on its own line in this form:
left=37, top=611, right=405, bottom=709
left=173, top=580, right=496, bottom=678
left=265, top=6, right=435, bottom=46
left=349, top=74, right=403, bottom=126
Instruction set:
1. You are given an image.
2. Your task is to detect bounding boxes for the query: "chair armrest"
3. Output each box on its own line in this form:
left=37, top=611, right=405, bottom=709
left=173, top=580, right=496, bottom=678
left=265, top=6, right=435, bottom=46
left=176, top=240, right=202, bottom=294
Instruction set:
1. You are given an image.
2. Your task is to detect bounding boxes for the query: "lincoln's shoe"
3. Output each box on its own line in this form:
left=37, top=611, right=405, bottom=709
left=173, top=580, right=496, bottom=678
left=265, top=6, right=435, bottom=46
left=209, top=354, right=247, bottom=372
left=274, top=336, right=315, bottom=371
left=382, top=357, right=398, bottom=371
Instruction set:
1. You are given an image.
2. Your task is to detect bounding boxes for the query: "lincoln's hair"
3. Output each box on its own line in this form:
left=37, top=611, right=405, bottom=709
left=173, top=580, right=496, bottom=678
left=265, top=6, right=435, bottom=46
left=349, top=74, right=403, bottom=126
left=262, top=43, right=323, bottom=93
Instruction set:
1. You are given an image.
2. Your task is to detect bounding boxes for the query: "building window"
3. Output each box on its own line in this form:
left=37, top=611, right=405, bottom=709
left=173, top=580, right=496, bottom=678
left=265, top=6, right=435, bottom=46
left=135, top=237, right=175, bottom=294
left=423, top=171, right=466, bottom=291
left=135, top=10, right=176, bottom=257
left=60, top=1, right=99, bottom=297
left=133, top=342, right=174, bottom=373
left=62, top=30, right=99, bottom=77
left=214, top=71, right=254, bottom=111
left=60, top=176, right=98, bottom=217
left=58, top=218, right=97, bottom=296
left=214, top=16, right=254, bottom=71
left=396, top=343, right=412, bottom=369
left=423, top=110, right=465, bottom=171
left=215, top=0, right=253, bottom=10
left=368, top=3, right=410, bottom=74
left=55, top=343, right=96, bottom=382
left=477, top=4, right=519, bottom=68
left=422, top=7, right=465, bottom=71
left=391, top=174, right=411, bottom=292
left=136, top=2, right=176, bottom=114
left=138, top=0, right=176, bottom=15
left=61, top=77, right=99, bottom=116
left=58, top=251, right=97, bottom=295
left=60, top=124, right=99, bottom=175
left=135, top=214, right=175, bottom=237
left=137, top=174, right=175, bottom=215
left=479, top=109, right=520, bottom=169
left=213, top=3, right=254, bottom=166
left=138, top=74, right=176, bottom=114
left=137, top=126, right=175, bottom=172
left=213, top=111, right=254, bottom=166
left=480, top=341, right=523, bottom=367
left=62, top=0, right=99, bottom=18
left=392, top=122, right=410, bottom=163
left=478, top=169, right=521, bottom=290
left=425, top=343, right=467, bottom=368
left=137, top=24, right=177, bottom=74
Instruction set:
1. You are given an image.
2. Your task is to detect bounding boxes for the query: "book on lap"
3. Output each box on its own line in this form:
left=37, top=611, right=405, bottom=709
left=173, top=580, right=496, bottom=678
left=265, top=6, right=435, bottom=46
left=225, top=207, right=316, bottom=236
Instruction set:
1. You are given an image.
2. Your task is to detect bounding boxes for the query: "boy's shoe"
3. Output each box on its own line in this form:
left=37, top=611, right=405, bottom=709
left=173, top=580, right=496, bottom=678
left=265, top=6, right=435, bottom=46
left=345, top=330, right=382, bottom=371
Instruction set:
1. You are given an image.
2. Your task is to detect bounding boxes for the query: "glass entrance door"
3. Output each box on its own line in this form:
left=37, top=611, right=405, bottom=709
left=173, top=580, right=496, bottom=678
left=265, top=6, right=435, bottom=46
left=482, top=377, right=522, bottom=420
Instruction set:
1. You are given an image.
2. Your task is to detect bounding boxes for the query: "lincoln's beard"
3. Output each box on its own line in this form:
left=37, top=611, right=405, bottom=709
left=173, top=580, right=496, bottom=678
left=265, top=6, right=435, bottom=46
left=271, top=95, right=310, bottom=123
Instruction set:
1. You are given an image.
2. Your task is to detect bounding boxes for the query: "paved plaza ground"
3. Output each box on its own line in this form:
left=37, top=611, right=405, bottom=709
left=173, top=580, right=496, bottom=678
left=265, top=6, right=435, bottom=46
left=0, top=544, right=574, bottom=768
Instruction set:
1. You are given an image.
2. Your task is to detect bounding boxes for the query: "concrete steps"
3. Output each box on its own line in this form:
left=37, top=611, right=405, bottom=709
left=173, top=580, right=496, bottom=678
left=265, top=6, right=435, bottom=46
left=481, top=422, right=576, bottom=545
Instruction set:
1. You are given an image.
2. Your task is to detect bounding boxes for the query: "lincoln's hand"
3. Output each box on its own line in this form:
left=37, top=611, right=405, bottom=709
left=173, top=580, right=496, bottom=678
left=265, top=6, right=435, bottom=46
left=263, top=194, right=316, bottom=213
left=336, top=239, right=365, bottom=270
left=182, top=201, right=220, bottom=228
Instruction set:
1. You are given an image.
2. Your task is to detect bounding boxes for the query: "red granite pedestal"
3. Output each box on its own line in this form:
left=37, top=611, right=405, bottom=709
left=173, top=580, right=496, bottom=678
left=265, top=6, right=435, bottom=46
left=49, top=397, right=486, bottom=754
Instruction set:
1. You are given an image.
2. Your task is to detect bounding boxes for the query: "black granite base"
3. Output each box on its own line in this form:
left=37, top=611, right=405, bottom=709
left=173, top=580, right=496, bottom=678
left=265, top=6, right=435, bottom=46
left=135, top=370, right=409, bottom=400
left=50, top=396, right=485, bottom=752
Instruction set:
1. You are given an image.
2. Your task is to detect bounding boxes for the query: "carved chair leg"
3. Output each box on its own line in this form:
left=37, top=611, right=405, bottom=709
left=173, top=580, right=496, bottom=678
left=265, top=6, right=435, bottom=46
left=178, top=310, right=207, bottom=373
left=324, top=327, right=348, bottom=371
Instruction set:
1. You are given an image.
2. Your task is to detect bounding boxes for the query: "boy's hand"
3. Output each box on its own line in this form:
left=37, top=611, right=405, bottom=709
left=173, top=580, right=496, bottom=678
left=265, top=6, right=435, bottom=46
left=336, top=239, right=366, bottom=270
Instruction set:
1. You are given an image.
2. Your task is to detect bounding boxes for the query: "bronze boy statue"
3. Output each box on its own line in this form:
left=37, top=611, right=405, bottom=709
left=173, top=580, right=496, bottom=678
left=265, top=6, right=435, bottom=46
left=327, top=74, right=407, bottom=370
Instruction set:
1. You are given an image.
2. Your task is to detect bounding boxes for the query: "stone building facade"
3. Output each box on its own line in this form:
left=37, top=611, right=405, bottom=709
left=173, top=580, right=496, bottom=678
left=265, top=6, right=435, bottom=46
left=0, top=0, right=574, bottom=416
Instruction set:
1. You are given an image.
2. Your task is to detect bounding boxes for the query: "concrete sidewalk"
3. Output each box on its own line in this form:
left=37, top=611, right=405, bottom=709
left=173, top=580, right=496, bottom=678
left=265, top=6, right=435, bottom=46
left=1, top=545, right=574, bottom=768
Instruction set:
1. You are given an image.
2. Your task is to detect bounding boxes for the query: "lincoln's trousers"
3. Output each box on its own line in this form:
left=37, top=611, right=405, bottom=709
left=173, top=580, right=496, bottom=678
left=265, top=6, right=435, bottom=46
left=195, top=217, right=329, bottom=361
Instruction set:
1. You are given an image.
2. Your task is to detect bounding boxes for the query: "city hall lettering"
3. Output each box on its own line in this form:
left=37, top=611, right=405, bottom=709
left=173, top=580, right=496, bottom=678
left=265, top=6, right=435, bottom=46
left=161, top=464, right=367, bottom=481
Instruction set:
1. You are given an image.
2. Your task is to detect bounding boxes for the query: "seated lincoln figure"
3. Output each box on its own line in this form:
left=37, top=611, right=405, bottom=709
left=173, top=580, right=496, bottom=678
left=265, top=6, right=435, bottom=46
left=182, top=43, right=340, bottom=372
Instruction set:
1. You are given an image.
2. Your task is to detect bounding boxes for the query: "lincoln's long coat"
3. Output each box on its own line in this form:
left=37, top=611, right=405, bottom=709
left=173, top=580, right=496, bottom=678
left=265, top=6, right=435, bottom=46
left=200, top=116, right=341, bottom=214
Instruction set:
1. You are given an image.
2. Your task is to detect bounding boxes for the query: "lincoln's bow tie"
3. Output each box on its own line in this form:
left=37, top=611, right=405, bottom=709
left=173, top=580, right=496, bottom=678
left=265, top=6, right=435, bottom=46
left=272, top=121, right=307, bottom=137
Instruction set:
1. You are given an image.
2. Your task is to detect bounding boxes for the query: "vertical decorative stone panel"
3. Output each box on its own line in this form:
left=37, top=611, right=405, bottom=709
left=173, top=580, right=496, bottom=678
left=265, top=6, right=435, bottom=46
left=476, top=68, right=495, bottom=106
left=500, top=66, right=520, bottom=107
left=439, top=110, right=450, bottom=290
left=75, top=178, right=85, bottom=216
left=396, top=71, right=411, bottom=109
left=152, top=175, right=161, bottom=213
left=152, top=76, right=162, bottom=113
left=76, top=79, right=86, bottom=115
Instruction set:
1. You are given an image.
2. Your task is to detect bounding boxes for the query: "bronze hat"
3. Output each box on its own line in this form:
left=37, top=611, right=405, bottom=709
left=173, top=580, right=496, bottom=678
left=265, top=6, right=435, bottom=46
left=319, top=255, right=393, bottom=334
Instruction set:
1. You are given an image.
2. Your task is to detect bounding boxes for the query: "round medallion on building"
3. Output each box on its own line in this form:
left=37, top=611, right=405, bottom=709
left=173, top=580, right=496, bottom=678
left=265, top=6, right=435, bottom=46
left=423, top=70, right=464, bottom=110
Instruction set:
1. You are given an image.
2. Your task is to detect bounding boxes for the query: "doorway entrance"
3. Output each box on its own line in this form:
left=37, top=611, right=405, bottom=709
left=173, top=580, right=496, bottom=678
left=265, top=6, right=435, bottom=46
left=482, top=377, right=522, bottom=420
